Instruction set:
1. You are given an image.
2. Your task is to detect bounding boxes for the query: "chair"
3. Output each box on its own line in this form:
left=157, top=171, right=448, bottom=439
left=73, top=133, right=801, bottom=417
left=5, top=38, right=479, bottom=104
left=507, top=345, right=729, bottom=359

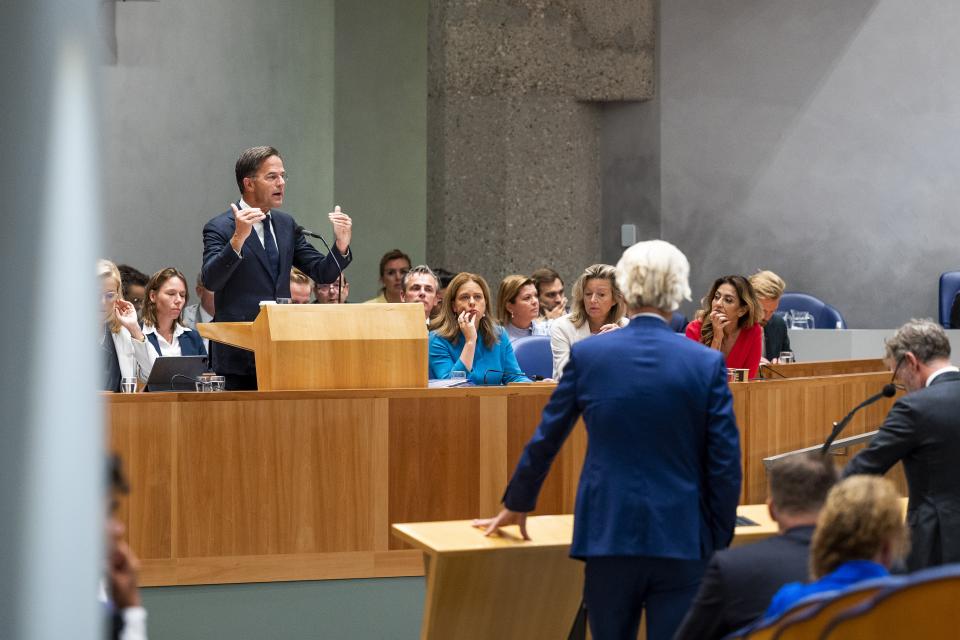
left=777, top=292, right=847, bottom=329
left=511, top=336, right=552, bottom=380
left=770, top=577, right=901, bottom=639
left=821, top=564, right=960, bottom=638
left=939, top=271, right=960, bottom=328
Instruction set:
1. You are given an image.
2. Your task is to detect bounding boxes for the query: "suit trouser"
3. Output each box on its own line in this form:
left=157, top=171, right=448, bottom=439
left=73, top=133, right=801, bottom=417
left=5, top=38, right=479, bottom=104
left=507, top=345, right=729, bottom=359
left=583, top=555, right=708, bottom=640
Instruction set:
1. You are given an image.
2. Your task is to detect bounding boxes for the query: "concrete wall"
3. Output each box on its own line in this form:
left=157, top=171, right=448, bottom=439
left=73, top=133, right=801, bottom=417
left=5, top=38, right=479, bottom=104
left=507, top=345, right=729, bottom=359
left=101, top=0, right=426, bottom=303
left=656, top=0, right=960, bottom=327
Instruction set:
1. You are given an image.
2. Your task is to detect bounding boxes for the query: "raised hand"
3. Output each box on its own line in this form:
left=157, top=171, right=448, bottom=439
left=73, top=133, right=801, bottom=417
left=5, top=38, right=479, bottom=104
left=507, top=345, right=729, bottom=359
left=230, top=202, right=266, bottom=252
left=545, top=295, right=568, bottom=319
left=328, top=205, right=352, bottom=254
left=459, top=310, right=479, bottom=343
left=472, top=508, right=530, bottom=540
left=115, top=299, right=144, bottom=341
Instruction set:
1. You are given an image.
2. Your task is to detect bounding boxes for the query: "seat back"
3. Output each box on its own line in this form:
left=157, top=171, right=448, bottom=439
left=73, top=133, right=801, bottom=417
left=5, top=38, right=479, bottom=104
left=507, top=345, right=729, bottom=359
left=511, top=336, right=552, bottom=380
left=822, top=565, right=960, bottom=639
left=670, top=311, right=688, bottom=333
left=771, top=580, right=895, bottom=639
left=777, top=292, right=847, bottom=329
left=939, top=271, right=960, bottom=327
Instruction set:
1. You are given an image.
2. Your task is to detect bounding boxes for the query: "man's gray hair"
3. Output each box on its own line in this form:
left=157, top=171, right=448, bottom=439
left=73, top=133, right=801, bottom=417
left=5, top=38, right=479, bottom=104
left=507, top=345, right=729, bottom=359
left=884, top=318, right=951, bottom=364
left=615, top=240, right=692, bottom=312
left=402, top=264, right=439, bottom=292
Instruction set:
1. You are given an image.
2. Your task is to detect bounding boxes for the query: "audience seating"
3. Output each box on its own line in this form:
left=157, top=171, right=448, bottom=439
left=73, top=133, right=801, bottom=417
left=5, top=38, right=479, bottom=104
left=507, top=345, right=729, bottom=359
left=511, top=336, right=552, bottom=380
left=777, top=292, right=847, bottom=329
left=820, top=564, right=960, bottom=639
left=769, top=577, right=902, bottom=639
left=939, top=271, right=960, bottom=328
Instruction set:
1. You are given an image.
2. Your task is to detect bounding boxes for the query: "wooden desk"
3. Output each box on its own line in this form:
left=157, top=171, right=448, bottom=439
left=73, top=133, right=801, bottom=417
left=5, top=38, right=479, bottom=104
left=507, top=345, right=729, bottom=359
left=108, top=367, right=900, bottom=587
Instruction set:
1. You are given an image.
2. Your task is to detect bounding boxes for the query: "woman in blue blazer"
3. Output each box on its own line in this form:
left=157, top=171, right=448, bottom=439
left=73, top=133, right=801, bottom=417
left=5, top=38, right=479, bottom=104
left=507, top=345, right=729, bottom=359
left=139, top=268, right=206, bottom=379
left=476, top=241, right=742, bottom=640
left=429, top=273, right=530, bottom=385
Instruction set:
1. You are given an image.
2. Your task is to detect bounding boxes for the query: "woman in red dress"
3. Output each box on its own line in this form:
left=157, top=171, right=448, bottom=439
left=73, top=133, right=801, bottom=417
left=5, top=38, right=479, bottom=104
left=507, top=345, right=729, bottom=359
left=685, top=275, right=763, bottom=379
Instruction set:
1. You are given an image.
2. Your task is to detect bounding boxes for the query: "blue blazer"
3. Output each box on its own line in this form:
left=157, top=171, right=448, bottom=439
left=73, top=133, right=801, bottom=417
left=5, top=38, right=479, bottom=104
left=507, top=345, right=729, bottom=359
left=503, top=315, right=742, bottom=560
left=201, top=205, right=351, bottom=375
left=145, top=326, right=206, bottom=357
left=429, top=326, right=531, bottom=384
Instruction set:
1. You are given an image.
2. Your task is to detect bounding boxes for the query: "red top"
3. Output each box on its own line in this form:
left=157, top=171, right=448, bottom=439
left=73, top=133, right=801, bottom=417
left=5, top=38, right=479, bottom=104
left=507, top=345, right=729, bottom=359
left=685, top=320, right=763, bottom=380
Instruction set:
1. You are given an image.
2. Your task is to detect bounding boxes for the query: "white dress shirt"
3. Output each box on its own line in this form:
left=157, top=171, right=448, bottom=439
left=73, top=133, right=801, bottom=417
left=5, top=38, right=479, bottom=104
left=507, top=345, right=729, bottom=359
left=107, top=326, right=153, bottom=382
left=139, top=323, right=196, bottom=379
left=236, top=197, right=279, bottom=254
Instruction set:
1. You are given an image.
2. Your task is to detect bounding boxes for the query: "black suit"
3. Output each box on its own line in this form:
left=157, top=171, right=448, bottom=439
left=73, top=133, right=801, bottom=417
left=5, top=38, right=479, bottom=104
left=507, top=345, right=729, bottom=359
left=201, top=204, right=351, bottom=380
left=951, top=292, right=960, bottom=328
left=673, top=525, right=813, bottom=640
left=762, top=314, right=791, bottom=361
left=844, top=370, right=960, bottom=570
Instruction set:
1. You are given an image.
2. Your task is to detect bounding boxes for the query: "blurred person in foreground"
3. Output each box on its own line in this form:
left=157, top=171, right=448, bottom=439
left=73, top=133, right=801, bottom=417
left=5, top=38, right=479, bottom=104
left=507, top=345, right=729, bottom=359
left=675, top=453, right=838, bottom=640
left=762, top=475, right=908, bottom=618
left=549, top=264, right=628, bottom=381
left=749, top=270, right=792, bottom=365
left=104, top=455, right=147, bottom=640
left=685, top=275, right=763, bottom=379
left=475, top=241, right=741, bottom=640
left=428, top=272, right=530, bottom=384
left=843, top=318, right=960, bottom=570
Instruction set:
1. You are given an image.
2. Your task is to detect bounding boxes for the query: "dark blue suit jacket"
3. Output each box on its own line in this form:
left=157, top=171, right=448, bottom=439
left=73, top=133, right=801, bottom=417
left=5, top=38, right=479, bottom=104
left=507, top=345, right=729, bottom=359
left=145, top=326, right=207, bottom=357
left=503, top=315, right=742, bottom=560
left=201, top=205, right=351, bottom=375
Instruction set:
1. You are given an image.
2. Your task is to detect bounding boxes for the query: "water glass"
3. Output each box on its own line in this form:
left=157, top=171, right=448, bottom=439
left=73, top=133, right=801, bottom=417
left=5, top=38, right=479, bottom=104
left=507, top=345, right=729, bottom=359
left=276, top=297, right=292, bottom=304
left=450, top=370, right=467, bottom=383
left=120, top=377, right=138, bottom=394
left=779, top=351, right=796, bottom=364
left=196, top=375, right=226, bottom=392
left=727, top=368, right=748, bottom=383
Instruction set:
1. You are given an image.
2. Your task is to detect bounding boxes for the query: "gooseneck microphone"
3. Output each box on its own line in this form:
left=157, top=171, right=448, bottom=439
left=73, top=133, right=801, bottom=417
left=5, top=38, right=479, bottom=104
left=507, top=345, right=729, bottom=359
left=820, top=384, right=897, bottom=454
left=295, top=225, right=345, bottom=303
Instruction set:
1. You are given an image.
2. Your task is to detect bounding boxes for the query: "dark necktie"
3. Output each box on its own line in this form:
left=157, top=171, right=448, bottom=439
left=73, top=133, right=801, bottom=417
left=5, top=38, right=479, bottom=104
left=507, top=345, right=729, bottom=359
left=262, top=213, right=280, bottom=278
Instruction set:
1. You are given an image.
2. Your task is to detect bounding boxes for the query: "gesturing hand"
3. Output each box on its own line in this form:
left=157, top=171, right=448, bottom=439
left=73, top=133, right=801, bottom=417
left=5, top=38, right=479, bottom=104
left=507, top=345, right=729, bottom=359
left=328, top=205, right=352, bottom=254
left=597, top=323, right=621, bottom=334
left=230, top=202, right=266, bottom=251
left=472, top=508, right=530, bottom=540
left=545, top=296, right=568, bottom=320
left=115, top=300, right=139, bottom=331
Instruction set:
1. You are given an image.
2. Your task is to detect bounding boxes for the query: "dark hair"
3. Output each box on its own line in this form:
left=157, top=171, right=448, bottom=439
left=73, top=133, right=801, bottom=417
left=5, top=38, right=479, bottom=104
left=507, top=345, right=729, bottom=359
left=141, top=267, right=189, bottom=329
left=379, top=249, right=412, bottom=277
left=531, top=267, right=563, bottom=293
left=695, top=275, right=762, bottom=348
left=432, top=267, right=456, bottom=289
left=109, top=454, right=129, bottom=495
left=117, top=264, right=149, bottom=299
left=235, top=146, right=281, bottom=194
left=768, top=453, right=839, bottom=515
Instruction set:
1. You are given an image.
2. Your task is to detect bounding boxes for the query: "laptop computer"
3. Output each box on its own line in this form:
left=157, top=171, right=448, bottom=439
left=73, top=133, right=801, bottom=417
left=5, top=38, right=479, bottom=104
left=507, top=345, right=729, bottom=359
left=145, top=355, right=210, bottom=392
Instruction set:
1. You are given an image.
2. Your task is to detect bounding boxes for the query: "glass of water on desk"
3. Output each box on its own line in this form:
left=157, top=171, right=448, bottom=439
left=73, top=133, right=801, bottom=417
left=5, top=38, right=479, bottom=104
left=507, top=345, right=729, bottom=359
left=779, top=351, right=795, bottom=364
left=120, top=377, right=138, bottom=393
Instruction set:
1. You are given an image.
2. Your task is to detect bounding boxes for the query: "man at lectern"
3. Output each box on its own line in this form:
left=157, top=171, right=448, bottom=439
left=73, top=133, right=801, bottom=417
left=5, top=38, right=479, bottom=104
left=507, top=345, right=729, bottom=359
left=201, top=146, right=354, bottom=390
left=843, top=319, right=960, bottom=571
left=475, top=240, right=742, bottom=640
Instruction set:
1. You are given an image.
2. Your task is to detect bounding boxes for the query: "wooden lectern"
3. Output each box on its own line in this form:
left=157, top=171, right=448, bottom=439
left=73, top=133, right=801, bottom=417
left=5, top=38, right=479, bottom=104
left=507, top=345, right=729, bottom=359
left=393, top=516, right=586, bottom=640
left=198, top=303, right=427, bottom=390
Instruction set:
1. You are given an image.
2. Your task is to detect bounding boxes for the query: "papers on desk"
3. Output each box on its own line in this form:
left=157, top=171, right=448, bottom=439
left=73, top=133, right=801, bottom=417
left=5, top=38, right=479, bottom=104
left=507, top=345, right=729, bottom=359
left=428, top=378, right=471, bottom=388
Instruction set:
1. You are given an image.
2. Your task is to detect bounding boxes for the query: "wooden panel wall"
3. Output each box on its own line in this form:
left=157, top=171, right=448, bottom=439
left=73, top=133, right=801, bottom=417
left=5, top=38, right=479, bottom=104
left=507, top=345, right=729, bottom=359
left=107, top=362, right=905, bottom=587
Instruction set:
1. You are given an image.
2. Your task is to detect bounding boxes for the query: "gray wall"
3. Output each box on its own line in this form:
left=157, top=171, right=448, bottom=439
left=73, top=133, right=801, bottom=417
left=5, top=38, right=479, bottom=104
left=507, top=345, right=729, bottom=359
left=102, top=0, right=426, bottom=303
left=652, top=0, right=960, bottom=327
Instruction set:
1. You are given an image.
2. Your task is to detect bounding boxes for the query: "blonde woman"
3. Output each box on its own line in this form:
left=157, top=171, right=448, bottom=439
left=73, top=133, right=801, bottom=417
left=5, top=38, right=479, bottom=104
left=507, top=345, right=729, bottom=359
left=549, top=264, right=628, bottom=380
left=428, top=272, right=530, bottom=384
left=496, top=275, right=550, bottom=343
left=763, top=475, right=908, bottom=618
left=98, top=259, right=152, bottom=390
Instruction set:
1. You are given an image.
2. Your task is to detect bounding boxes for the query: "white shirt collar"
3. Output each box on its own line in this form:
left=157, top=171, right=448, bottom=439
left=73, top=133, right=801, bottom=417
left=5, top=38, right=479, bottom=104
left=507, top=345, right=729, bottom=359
left=142, top=322, right=190, bottom=341
left=926, top=365, right=959, bottom=387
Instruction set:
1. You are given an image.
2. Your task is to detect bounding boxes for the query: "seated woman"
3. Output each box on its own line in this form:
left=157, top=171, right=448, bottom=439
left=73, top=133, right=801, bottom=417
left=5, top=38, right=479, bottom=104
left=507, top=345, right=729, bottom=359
left=763, top=475, right=908, bottom=619
left=550, top=264, right=628, bottom=380
left=685, top=275, right=763, bottom=379
left=496, top=275, right=551, bottom=343
left=139, top=268, right=206, bottom=378
left=429, top=272, right=531, bottom=385
left=98, top=259, right=152, bottom=390
left=749, top=270, right=792, bottom=364
left=364, top=249, right=411, bottom=303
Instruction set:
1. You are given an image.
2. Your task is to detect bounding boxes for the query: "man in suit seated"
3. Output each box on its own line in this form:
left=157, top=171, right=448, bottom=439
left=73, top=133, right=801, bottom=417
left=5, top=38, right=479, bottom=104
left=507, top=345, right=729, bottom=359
left=400, top=264, right=440, bottom=321
left=201, top=146, right=354, bottom=389
left=843, top=318, right=960, bottom=570
left=674, top=453, right=839, bottom=640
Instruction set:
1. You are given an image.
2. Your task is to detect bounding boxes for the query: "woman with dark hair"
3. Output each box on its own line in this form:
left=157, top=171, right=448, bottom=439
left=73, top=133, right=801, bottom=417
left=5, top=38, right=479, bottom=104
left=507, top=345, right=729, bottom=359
left=139, top=267, right=206, bottom=378
left=685, top=275, right=763, bottom=379
left=364, top=249, right=411, bottom=303
left=428, top=272, right=530, bottom=385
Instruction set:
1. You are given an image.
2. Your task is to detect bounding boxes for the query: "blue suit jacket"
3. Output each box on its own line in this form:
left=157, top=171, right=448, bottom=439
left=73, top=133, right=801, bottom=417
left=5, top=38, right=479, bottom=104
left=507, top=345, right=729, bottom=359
left=201, top=205, right=351, bottom=375
left=145, top=327, right=207, bottom=357
left=503, top=315, right=742, bottom=560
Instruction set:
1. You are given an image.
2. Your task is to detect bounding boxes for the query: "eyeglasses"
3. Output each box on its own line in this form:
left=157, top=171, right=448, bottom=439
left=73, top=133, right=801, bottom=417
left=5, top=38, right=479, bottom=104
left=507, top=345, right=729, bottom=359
left=889, top=357, right=907, bottom=390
